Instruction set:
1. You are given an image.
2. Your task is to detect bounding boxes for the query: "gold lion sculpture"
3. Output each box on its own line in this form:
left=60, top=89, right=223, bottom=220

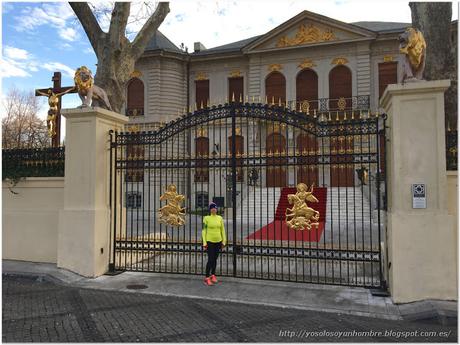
left=74, top=66, right=112, bottom=110
left=285, top=183, right=320, bottom=231
left=398, top=27, right=426, bottom=83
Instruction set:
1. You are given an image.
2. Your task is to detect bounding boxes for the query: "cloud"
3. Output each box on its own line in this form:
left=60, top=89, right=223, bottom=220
left=14, top=3, right=75, bottom=32
left=42, top=62, right=75, bottom=78
left=83, top=47, right=95, bottom=54
left=3, top=46, right=29, bottom=60
left=59, top=27, right=78, bottom=41
left=0, top=58, right=31, bottom=78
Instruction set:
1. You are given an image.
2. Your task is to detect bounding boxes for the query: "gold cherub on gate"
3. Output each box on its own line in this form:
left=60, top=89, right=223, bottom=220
left=158, top=184, right=186, bottom=226
left=285, top=183, right=320, bottom=230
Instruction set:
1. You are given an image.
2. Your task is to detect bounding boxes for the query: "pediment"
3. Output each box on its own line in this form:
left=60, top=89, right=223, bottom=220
left=244, top=10, right=376, bottom=52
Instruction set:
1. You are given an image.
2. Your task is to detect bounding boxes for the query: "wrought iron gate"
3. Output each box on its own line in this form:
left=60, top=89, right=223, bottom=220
left=109, top=100, right=387, bottom=288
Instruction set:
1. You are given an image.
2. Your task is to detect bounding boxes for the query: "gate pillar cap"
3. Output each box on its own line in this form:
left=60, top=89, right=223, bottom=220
left=62, top=107, right=129, bottom=124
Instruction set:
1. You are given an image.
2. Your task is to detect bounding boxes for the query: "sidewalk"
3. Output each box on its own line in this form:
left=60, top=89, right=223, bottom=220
left=2, top=260, right=457, bottom=324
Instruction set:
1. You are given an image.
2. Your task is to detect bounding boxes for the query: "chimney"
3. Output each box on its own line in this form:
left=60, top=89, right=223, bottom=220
left=194, top=42, right=206, bottom=53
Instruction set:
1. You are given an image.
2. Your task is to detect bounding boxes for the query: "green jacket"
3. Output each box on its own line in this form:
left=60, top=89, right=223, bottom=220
left=202, top=214, right=226, bottom=246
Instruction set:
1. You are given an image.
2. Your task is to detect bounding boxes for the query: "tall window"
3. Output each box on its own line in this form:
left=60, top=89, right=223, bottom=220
left=195, top=80, right=209, bottom=109
left=195, top=136, right=209, bottom=182
left=228, top=134, right=244, bottom=181
left=296, top=69, right=318, bottom=112
left=329, top=65, right=352, bottom=110
left=265, top=72, right=286, bottom=105
left=378, top=62, right=398, bottom=99
left=228, top=77, right=244, bottom=102
left=126, top=78, right=144, bottom=116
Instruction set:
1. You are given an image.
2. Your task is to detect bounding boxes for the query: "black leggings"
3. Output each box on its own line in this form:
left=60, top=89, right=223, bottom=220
left=205, top=241, right=222, bottom=277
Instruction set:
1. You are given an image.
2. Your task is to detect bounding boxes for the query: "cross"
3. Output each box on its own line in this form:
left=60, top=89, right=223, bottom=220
left=35, top=72, right=77, bottom=147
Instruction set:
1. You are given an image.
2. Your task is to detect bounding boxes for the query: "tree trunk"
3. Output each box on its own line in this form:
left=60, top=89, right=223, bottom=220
left=70, top=2, right=170, bottom=114
left=409, top=2, right=457, bottom=128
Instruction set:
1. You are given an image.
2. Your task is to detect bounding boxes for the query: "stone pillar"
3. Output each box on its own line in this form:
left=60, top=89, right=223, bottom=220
left=58, top=107, right=128, bottom=277
left=380, top=80, right=457, bottom=303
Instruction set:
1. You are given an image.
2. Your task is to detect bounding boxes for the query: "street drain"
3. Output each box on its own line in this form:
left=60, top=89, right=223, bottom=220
left=126, top=284, right=148, bottom=290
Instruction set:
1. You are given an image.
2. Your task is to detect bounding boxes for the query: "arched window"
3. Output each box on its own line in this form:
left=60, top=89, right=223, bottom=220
left=195, top=136, right=209, bottom=182
left=328, top=65, right=352, bottom=111
left=228, top=134, right=244, bottom=181
left=266, top=132, right=287, bottom=187
left=296, top=69, right=318, bottom=112
left=127, top=78, right=144, bottom=116
left=265, top=72, right=286, bottom=105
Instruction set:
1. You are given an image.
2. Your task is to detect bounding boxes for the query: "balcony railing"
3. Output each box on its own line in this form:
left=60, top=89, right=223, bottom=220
left=287, top=95, right=370, bottom=113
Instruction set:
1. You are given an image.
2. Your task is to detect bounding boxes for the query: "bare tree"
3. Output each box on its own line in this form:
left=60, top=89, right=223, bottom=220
left=69, top=2, right=170, bottom=113
left=2, top=88, right=49, bottom=149
left=409, top=2, right=457, bottom=129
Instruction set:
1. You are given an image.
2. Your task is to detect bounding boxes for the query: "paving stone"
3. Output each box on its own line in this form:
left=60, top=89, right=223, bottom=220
left=2, top=275, right=457, bottom=343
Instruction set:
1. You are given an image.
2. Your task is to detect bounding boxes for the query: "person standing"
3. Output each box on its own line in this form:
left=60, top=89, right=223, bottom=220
left=202, top=202, right=226, bottom=286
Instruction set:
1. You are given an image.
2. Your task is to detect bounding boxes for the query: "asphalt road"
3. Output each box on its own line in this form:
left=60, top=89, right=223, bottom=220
left=2, top=275, right=457, bottom=343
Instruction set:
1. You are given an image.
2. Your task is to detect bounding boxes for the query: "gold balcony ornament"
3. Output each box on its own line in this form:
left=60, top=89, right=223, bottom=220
left=285, top=183, right=320, bottom=231
left=130, top=70, right=142, bottom=78
left=158, top=184, right=186, bottom=226
left=337, top=97, right=347, bottom=111
left=300, top=100, right=310, bottom=113
left=277, top=24, right=336, bottom=47
left=331, top=57, right=348, bottom=65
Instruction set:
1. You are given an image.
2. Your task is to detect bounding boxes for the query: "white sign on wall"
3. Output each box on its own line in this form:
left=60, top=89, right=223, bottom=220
left=412, top=183, right=426, bottom=209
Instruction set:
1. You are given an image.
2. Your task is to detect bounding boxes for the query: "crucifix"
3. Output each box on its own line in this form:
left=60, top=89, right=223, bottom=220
left=35, top=72, right=76, bottom=147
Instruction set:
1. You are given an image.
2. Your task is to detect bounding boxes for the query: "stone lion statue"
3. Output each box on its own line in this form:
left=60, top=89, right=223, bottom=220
left=398, top=27, right=427, bottom=83
left=74, top=66, right=112, bottom=110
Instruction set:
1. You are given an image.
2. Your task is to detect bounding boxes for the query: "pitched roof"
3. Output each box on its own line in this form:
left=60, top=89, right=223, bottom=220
left=191, top=35, right=262, bottom=55
left=350, top=21, right=409, bottom=33
left=145, top=30, right=183, bottom=53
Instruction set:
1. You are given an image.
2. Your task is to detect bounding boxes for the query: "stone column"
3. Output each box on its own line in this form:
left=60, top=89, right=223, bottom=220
left=57, top=107, right=128, bottom=277
left=380, top=80, right=457, bottom=303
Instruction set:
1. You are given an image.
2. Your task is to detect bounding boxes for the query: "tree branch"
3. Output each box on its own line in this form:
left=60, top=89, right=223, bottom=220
left=109, top=2, right=131, bottom=51
left=69, top=2, right=106, bottom=55
left=131, top=2, right=170, bottom=59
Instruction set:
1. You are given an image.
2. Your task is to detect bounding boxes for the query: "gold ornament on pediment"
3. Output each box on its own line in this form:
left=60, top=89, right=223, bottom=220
left=276, top=24, right=336, bottom=48
left=268, top=64, right=283, bottom=72
left=130, top=70, right=142, bottom=78
left=229, top=70, right=241, bottom=78
left=298, top=59, right=316, bottom=69
left=195, top=72, right=208, bottom=81
left=383, top=55, right=394, bottom=62
left=235, top=127, right=241, bottom=135
left=331, top=57, right=348, bottom=65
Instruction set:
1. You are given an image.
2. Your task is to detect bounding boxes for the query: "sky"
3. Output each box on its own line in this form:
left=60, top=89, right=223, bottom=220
left=1, top=0, right=459, bottom=135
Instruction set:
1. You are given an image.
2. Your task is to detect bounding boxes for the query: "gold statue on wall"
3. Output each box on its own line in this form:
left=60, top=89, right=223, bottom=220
left=285, top=183, right=320, bottom=230
left=36, top=87, right=75, bottom=137
left=158, top=184, right=186, bottom=226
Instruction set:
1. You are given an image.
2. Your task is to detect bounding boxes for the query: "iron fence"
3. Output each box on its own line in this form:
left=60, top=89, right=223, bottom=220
left=2, top=146, right=65, bottom=180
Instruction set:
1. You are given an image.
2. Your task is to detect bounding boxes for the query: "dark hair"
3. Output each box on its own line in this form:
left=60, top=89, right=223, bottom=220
left=209, top=202, right=217, bottom=210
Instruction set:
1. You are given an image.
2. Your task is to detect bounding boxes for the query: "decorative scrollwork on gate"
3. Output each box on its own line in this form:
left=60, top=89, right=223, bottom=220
left=285, top=183, right=320, bottom=231
left=158, top=184, right=186, bottom=226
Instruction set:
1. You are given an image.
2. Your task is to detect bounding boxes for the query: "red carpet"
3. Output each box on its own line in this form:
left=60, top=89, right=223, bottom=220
left=246, top=187, right=327, bottom=243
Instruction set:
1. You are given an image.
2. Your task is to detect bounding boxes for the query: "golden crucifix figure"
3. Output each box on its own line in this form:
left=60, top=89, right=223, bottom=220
left=158, top=184, right=186, bottom=226
left=285, top=183, right=320, bottom=231
left=36, top=87, right=75, bottom=137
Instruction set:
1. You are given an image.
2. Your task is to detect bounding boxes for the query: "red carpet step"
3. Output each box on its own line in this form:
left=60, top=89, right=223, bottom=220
left=246, top=187, right=328, bottom=243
